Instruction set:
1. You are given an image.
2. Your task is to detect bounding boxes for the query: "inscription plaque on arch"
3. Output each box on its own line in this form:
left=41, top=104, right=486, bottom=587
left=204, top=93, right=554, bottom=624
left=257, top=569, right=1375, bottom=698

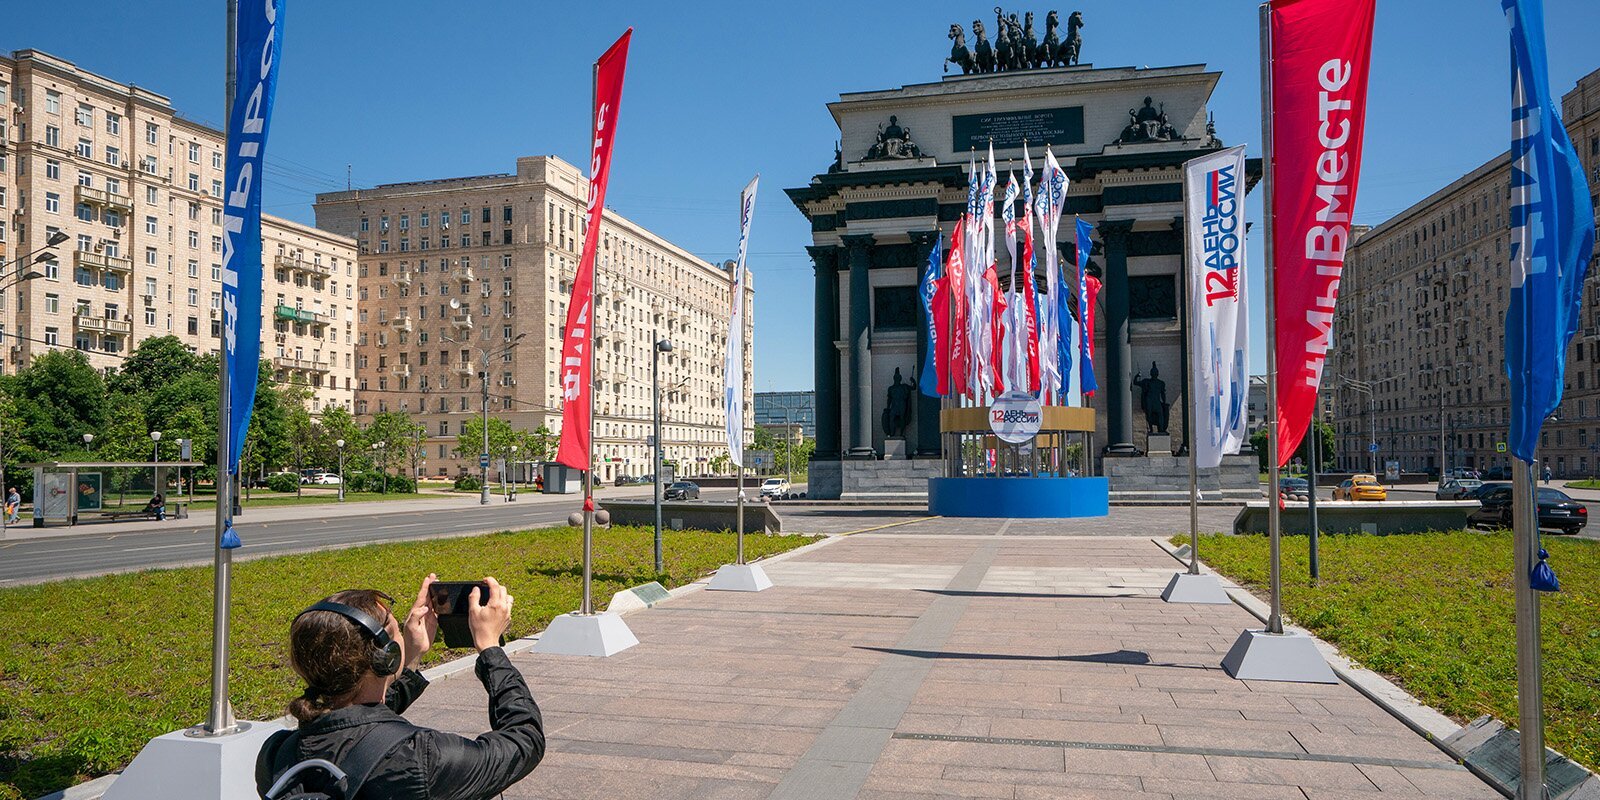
left=951, top=106, right=1085, bottom=151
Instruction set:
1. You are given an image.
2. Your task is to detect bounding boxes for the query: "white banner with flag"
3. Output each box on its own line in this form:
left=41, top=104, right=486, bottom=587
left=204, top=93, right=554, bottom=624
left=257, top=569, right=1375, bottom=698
left=1184, top=145, right=1249, bottom=467
left=725, top=175, right=758, bottom=467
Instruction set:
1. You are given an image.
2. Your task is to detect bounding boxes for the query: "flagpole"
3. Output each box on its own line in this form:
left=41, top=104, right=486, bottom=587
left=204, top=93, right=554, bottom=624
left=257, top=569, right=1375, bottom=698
left=1512, top=455, right=1545, bottom=799
left=1258, top=2, right=1284, bottom=635
left=202, top=0, right=240, bottom=737
left=1182, top=172, right=1201, bottom=577
left=580, top=58, right=598, bottom=618
left=736, top=262, right=746, bottom=567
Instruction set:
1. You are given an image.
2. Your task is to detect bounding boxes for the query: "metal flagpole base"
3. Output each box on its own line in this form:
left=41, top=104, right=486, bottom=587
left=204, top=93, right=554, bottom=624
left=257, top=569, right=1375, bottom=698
left=530, top=611, right=639, bottom=657
left=1221, top=629, right=1337, bottom=684
left=100, top=720, right=285, bottom=799
left=1160, top=572, right=1231, bottom=604
left=706, top=562, right=773, bottom=592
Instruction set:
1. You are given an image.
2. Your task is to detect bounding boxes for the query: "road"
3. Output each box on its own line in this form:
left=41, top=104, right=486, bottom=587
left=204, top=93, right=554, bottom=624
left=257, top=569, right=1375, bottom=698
left=0, top=485, right=754, bottom=585
left=1281, top=480, right=1600, bottom=539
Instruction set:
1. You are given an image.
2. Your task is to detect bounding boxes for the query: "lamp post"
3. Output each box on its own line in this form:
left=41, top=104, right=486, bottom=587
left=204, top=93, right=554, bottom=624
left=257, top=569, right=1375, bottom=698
left=652, top=334, right=673, bottom=574
left=335, top=439, right=345, bottom=501
left=508, top=444, right=518, bottom=500
left=444, top=332, right=525, bottom=504
left=371, top=441, right=386, bottom=494
left=83, top=433, right=95, bottom=452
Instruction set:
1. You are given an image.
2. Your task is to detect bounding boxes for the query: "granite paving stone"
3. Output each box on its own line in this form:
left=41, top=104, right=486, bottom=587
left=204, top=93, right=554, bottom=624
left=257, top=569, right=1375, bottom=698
left=396, top=523, right=1496, bottom=799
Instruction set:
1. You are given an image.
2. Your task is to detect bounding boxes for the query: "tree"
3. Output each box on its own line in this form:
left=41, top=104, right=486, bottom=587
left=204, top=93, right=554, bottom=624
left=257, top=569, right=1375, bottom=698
left=1251, top=420, right=1335, bottom=473
left=109, top=336, right=200, bottom=397
left=526, top=424, right=554, bottom=462
left=8, top=350, right=108, bottom=460
left=365, top=411, right=423, bottom=491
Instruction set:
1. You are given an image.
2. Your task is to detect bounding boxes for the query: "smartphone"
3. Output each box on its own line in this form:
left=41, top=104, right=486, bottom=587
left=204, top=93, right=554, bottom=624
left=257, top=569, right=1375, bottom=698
left=427, top=581, right=496, bottom=649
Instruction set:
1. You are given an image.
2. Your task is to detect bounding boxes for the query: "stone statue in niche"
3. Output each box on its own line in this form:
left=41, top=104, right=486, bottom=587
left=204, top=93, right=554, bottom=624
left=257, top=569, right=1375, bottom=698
left=1132, top=362, right=1171, bottom=435
left=864, top=115, right=922, bottom=160
left=882, top=368, right=914, bottom=439
left=1115, top=97, right=1181, bottom=144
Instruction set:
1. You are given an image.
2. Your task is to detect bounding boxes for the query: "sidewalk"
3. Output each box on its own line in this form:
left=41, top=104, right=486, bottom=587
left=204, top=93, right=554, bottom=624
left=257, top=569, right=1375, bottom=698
left=0, top=485, right=656, bottom=542
left=406, top=523, right=1494, bottom=799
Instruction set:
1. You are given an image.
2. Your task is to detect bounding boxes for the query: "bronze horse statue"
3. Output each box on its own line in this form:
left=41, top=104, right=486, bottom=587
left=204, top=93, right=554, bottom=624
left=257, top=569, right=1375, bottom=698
left=1041, top=11, right=1064, bottom=67
left=972, top=19, right=995, bottom=73
left=1064, top=10, right=1085, bottom=66
left=992, top=8, right=1015, bottom=72
left=945, top=23, right=975, bottom=74
left=1021, top=12, right=1041, bottom=68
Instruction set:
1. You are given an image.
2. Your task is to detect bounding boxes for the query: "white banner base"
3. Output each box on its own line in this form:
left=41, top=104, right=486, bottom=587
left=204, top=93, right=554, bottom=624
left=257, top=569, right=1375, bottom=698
left=100, top=720, right=286, bottom=800
left=530, top=611, right=638, bottom=657
left=1160, top=572, right=1231, bottom=604
left=706, top=563, right=773, bottom=592
left=1220, top=628, right=1337, bottom=684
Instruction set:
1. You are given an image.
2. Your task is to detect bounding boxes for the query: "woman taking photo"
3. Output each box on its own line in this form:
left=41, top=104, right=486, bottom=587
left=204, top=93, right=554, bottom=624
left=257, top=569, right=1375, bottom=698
left=257, top=575, right=545, bottom=800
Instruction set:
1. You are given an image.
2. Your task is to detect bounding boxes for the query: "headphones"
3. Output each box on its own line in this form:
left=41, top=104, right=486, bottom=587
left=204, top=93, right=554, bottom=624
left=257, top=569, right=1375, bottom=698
left=296, top=599, right=403, bottom=677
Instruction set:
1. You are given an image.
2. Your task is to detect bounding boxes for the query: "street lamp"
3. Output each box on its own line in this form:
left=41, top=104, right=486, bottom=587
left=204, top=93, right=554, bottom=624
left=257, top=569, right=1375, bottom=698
left=652, top=335, right=673, bottom=574
left=83, top=433, right=94, bottom=452
left=371, top=441, right=386, bottom=494
left=150, top=431, right=162, bottom=494
left=508, top=444, right=519, bottom=500
left=335, top=439, right=346, bottom=501
left=444, top=332, right=526, bottom=504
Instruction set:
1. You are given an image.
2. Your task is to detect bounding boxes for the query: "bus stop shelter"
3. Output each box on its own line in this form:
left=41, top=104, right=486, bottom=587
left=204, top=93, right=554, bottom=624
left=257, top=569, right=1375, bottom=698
left=19, top=460, right=204, bottom=527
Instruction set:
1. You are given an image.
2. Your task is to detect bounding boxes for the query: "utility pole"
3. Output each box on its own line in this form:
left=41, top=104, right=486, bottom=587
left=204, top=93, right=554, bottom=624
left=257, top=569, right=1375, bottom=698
left=652, top=332, right=672, bottom=574
left=479, top=357, right=490, bottom=504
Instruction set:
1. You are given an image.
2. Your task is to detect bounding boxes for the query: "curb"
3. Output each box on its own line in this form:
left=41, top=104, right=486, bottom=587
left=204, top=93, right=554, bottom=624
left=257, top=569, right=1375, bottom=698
left=1148, top=537, right=1506, bottom=796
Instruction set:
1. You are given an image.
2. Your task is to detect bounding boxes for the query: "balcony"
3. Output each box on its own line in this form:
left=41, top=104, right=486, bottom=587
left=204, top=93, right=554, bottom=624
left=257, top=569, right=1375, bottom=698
left=391, top=364, right=411, bottom=378
left=73, top=311, right=132, bottom=335
left=74, top=250, right=133, bottom=274
left=451, top=314, right=474, bottom=331
left=389, top=316, right=413, bottom=332
left=74, top=185, right=132, bottom=214
left=274, top=254, right=333, bottom=276
left=273, top=355, right=330, bottom=373
left=274, top=304, right=327, bottom=325
left=458, top=268, right=476, bottom=283
left=451, top=362, right=476, bottom=378
left=391, top=271, right=413, bottom=287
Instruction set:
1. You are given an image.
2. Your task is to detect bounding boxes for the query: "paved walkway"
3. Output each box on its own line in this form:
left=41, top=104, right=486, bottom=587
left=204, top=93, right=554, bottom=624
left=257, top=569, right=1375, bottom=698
left=406, top=523, right=1492, bottom=799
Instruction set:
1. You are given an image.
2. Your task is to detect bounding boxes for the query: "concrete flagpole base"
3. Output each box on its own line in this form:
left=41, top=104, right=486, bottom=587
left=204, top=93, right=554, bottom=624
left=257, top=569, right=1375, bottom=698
left=1221, top=628, right=1338, bottom=684
left=100, top=720, right=286, bottom=800
left=706, top=562, right=773, bottom=592
left=530, top=611, right=639, bottom=657
left=1160, top=572, right=1232, bottom=604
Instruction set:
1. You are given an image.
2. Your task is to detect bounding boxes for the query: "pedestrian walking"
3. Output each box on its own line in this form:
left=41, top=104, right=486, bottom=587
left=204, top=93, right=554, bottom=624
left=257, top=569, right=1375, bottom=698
left=5, top=487, right=19, bottom=525
left=1543, top=465, right=1552, bottom=484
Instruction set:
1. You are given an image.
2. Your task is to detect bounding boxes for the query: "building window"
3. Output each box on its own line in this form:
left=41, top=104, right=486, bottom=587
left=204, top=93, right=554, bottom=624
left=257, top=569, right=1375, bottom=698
left=44, top=192, right=60, bottom=213
left=145, top=122, right=159, bottom=144
left=45, top=159, right=60, bottom=180
left=44, top=327, right=59, bottom=345
left=45, top=91, right=60, bottom=115
left=105, top=146, right=120, bottom=167
left=44, top=125, right=60, bottom=148
left=106, top=113, right=120, bottom=135
left=188, top=173, right=200, bottom=192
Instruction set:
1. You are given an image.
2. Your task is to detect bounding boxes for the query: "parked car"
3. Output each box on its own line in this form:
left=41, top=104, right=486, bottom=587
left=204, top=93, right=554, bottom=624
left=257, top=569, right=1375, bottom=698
left=312, top=473, right=342, bottom=485
left=1333, top=475, right=1387, bottom=501
left=1436, top=478, right=1484, bottom=500
left=760, top=477, right=791, bottom=498
left=1468, top=486, right=1588, bottom=534
left=1278, top=478, right=1309, bottom=502
left=663, top=481, right=700, bottom=500
left=1481, top=466, right=1511, bottom=480
left=1450, top=467, right=1481, bottom=480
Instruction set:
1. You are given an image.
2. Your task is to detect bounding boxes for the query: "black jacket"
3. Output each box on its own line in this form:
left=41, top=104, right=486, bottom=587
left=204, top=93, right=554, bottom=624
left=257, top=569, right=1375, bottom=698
left=256, top=647, right=545, bottom=800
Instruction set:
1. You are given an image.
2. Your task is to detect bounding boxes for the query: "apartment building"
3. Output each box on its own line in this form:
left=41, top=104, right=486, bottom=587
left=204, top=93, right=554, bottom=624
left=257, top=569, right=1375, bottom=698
left=313, top=155, right=754, bottom=481
left=0, top=49, right=356, bottom=411
left=1329, top=67, right=1600, bottom=478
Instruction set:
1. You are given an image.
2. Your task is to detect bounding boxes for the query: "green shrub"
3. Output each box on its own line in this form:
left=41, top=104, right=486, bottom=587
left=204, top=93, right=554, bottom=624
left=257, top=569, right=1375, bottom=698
left=453, top=474, right=483, bottom=491
left=266, top=472, right=300, bottom=493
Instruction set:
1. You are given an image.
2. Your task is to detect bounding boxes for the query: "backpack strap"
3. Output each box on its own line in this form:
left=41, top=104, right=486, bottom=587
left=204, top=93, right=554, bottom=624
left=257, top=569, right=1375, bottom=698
left=262, top=721, right=415, bottom=800
left=337, top=721, right=417, bottom=800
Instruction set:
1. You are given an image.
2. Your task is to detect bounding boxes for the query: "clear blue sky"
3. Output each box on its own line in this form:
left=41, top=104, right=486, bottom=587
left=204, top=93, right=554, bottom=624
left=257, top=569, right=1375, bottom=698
left=7, top=1, right=1596, bottom=391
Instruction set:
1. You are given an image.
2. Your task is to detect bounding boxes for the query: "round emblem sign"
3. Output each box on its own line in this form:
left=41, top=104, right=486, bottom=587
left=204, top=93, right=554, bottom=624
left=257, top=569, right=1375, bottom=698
left=989, top=391, right=1043, bottom=444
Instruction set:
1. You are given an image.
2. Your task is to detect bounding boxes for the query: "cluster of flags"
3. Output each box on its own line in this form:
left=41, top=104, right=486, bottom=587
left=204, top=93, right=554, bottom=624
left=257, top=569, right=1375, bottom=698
left=918, top=144, right=1098, bottom=406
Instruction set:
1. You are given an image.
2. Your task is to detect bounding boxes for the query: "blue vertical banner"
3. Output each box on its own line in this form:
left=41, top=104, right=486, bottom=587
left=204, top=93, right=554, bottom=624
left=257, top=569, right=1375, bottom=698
left=1503, top=0, right=1596, bottom=463
left=1075, top=217, right=1099, bottom=396
left=221, top=0, right=283, bottom=545
left=919, top=235, right=943, bottom=397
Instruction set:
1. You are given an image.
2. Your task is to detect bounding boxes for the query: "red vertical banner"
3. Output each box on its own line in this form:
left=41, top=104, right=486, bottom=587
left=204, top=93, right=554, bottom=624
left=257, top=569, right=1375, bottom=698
left=556, top=29, right=632, bottom=470
left=946, top=218, right=970, bottom=397
left=1269, top=0, right=1374, bottom=467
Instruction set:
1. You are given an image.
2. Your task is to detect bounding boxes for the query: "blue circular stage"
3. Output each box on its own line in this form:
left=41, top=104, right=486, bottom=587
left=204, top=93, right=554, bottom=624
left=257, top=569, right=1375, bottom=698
left=929, top=476, right=1109, bottom=518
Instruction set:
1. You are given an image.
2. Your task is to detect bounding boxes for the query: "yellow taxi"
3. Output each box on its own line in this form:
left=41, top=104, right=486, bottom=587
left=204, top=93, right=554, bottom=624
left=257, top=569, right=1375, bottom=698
left=1333, top=474, right=1387, bottom=501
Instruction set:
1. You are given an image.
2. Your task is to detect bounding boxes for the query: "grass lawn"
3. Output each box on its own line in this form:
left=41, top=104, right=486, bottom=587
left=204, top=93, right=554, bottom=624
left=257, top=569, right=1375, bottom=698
left=1184, top=531, right=1600, bottom=772
left=1565, top=479, right=1600, bottom=490
left=0, top=524, right=812, bottom=800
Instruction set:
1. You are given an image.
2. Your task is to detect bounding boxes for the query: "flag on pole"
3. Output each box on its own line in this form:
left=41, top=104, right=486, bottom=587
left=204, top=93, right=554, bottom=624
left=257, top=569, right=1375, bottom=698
left=1185, top=145, right=1252, bottom=467
left=973, top=144, right=999, bottom=398
left=1075, top=217, right=1098, bottom=396
left=218, top=0, right=283, bottom=548
left=557, top=30, right=632, bottom=470
left=1267, top=0, right=1375, bottom=468
left=724, top=176, right=759, bottom=468
left=919, top=235, right=944, bottom=397
left=1020, top=146, right=1042, bottom=395
left=1504, top=0, right=1596, bottom=463
left=945, top=218, right=968, bottom=397
left=1056, top=266, right=1078, bottom=405
left=1036, top=147, right=1069, bottom=399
